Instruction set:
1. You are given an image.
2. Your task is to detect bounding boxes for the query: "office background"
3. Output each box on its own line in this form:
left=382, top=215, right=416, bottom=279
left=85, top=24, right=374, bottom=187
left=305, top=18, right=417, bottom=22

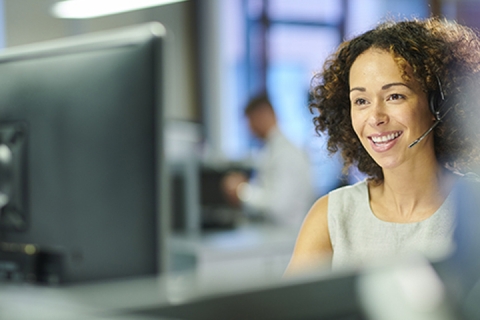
left=1, top=0, right=479, bottom=280
left=1, top=0, right=478, bottom=195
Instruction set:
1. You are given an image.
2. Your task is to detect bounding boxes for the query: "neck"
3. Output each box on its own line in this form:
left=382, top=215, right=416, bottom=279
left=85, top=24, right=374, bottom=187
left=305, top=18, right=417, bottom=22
left=371, top=160, right=456, bottom=222
left=384, top=136, right=442, bottom=192
left=263, top=124, right=278, bottom=140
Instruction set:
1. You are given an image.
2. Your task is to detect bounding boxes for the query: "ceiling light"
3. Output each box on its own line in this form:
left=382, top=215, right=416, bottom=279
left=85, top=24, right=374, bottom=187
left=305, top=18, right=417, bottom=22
left=51, top=0, right=187, bottom=19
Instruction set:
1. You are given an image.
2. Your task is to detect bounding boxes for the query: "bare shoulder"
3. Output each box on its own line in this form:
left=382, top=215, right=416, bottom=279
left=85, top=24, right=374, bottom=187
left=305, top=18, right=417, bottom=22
left=294, top=194, right=330, bottom=252
left=284, top=194, right=332, bottom=275
left=303, top=194, right=329, bottom=226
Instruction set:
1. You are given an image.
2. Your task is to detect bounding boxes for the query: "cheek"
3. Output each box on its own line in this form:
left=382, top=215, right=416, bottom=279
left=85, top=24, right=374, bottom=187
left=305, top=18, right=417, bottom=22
left=350, top=111, right=363, bottom=137
left=410, top=98, right=433, bottom=125
left=398, top=109, right=429, bottom=130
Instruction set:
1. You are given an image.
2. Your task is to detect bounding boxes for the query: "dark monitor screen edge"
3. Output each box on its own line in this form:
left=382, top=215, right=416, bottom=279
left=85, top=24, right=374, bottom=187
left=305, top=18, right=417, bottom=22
left=0, top=23, right=168, bottom=284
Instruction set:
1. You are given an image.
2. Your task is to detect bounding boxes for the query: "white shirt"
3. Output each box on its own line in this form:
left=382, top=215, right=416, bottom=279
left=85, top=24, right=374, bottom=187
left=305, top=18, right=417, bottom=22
left=328, top=180, right=456, bottom=270
left=238, top=127, right=314, bottom=230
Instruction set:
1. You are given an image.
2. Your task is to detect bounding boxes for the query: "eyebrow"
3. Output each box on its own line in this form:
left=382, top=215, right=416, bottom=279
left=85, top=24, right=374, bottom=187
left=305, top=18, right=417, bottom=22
left=349, top=82, right=410, bottom=93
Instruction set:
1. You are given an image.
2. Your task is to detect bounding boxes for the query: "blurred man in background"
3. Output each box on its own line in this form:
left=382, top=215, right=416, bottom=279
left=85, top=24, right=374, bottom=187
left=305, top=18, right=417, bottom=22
left=221, top=94, right=315, bottom=230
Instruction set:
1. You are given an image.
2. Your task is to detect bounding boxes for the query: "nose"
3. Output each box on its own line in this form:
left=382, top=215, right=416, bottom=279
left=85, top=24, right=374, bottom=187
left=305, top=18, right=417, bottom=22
left=368, top=104, right=389, bottom=127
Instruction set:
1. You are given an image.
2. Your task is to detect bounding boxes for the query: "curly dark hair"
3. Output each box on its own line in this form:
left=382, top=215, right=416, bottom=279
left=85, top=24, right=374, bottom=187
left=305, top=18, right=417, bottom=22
left=310, top=17, right=480, bottom=181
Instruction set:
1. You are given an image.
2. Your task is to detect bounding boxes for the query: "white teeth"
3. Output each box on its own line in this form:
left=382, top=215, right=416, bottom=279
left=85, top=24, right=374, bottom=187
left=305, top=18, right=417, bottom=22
left=372, top=132, right=400, bottom=144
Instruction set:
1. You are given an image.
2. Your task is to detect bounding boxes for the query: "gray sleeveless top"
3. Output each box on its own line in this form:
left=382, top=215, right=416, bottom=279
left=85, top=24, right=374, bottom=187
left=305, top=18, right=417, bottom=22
left=328, top=180, right=456, bottom=270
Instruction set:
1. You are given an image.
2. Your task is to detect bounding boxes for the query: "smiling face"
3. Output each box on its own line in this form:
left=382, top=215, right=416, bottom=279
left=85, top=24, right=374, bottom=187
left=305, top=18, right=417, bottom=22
left=349, top=48, right=435, bottom=171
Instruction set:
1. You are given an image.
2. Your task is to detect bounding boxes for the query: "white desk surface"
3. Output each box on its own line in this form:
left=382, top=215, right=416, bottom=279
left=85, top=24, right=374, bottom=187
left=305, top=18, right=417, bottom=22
left=170, top=223, right=298, bottom=257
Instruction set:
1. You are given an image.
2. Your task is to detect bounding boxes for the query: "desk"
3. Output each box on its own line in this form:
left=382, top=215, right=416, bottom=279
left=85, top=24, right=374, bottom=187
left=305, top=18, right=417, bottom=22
left=0, top=257, right=461, bottom=320
left=169, top=224, right=298, bottom=290
left=0, top=223, right=461, bottom=320
left=0, top=277, right=168, bottom=319
left=0, top=269, right=359, bottom=320
left=0, top=275, right=193, bottom=320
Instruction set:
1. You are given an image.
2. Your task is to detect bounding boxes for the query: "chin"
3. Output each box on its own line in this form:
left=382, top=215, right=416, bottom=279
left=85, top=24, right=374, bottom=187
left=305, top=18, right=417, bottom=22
left=378, top=160, right=404, bottom=171
left=370, top=156, right=402, bottom=171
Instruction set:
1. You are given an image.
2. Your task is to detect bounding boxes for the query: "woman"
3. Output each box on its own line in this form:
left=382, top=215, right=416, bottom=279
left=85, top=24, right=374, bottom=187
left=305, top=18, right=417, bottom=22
left=286, top=17, right=480, bottom=273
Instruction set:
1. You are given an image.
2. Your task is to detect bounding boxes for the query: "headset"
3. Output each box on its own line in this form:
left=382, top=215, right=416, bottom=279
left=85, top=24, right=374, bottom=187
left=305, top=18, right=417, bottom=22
left=429, top=75, right=446, bottom=122
left=408, top=75, right=449, bottom=148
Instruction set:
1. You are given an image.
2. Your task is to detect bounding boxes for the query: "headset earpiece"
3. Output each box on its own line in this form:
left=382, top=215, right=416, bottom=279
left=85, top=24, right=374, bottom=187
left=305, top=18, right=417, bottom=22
left=409, top=75, right=447, bottom=148
left=428, top=75, right=445, bottom=121
left=429, top=91, right=442, bottom=121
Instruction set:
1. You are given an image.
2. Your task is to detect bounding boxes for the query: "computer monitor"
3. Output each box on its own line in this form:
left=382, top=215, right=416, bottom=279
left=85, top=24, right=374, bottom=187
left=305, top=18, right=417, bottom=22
left=0, top=23, right=168, bottom=283
left=128, top=271, right=366, bottom=320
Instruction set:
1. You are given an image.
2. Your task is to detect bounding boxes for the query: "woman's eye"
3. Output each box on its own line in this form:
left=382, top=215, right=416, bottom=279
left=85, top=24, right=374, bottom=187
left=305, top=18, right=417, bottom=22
left=388, top=93, right=404, bottom=101
left=354, top=98, right=367, bottom=105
